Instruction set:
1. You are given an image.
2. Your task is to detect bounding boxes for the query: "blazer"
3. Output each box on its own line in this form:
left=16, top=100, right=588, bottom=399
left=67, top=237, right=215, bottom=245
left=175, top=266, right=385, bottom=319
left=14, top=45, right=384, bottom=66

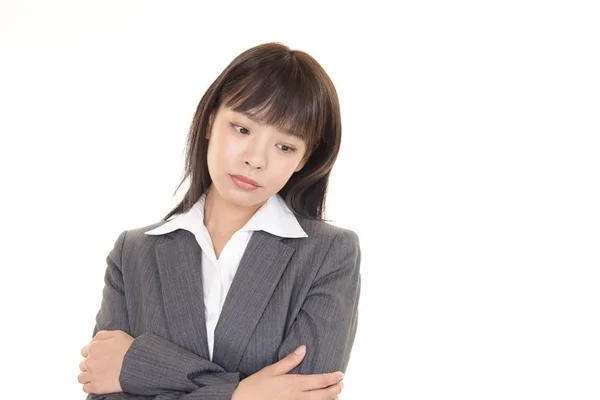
left=87, top=215, right=361, bottom=400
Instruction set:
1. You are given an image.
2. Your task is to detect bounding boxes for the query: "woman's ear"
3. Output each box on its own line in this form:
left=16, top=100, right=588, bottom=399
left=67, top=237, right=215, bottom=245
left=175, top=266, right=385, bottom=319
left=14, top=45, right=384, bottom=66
left=206, top=111, right=216, bottom=139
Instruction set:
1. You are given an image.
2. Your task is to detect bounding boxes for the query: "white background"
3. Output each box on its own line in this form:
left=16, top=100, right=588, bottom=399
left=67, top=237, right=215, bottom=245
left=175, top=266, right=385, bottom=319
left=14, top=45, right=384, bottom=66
left=1, top=0, right=599, bottom=399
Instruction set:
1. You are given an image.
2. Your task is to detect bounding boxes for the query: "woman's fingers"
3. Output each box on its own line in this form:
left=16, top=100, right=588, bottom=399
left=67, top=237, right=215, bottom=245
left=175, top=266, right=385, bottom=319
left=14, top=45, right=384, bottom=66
left=296, top=371, right=344, bottom=392
left=80, top=343, right=89, bottom=357
left=77, top=371, right=91, bottom=384
left=260, top=345, right=306, bottom=377
left=301, top=380, right=343, bottom=400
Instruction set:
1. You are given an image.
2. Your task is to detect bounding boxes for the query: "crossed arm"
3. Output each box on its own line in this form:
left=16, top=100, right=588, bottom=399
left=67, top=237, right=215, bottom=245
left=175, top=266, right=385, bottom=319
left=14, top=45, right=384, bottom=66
left=84, top=229, right=361, bottom=399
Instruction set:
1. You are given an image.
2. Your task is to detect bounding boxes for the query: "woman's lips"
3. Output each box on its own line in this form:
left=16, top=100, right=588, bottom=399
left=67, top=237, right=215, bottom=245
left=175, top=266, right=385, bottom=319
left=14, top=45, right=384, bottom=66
left=231, top=175, right=260, bottom=190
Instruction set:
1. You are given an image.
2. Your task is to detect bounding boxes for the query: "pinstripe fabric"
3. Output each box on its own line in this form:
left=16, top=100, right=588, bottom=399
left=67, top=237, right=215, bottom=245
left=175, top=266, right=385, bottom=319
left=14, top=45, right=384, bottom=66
left=143, top=190, right=308, bottom=363
left=87, top=216, right=361, bottom=400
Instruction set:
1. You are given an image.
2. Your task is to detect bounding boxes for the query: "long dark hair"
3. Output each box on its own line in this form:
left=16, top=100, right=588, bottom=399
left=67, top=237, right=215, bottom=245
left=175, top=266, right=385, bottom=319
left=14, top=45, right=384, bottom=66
left=163, top=42, right=343, bottom=222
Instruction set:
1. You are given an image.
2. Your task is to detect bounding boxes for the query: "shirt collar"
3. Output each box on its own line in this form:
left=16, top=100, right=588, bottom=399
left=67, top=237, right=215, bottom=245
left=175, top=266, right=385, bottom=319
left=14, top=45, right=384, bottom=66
left=144, top=190, right=308, bottom=238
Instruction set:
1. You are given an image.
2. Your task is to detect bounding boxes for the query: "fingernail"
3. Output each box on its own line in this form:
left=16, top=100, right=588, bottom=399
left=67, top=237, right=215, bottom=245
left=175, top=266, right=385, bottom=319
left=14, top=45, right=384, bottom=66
left=294, top=345, right=306, bottom=355
left=338, top=372, right=345, bottom=381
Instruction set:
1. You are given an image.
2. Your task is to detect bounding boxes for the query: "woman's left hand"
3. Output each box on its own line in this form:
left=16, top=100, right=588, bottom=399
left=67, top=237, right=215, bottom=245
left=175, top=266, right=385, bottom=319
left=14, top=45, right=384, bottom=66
left=77, top=330, right=135, bottom=395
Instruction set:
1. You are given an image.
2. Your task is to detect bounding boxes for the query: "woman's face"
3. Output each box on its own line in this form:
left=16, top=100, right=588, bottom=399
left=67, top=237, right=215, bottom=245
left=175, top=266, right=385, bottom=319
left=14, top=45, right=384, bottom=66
left=205, top=104, right=308, bottom=208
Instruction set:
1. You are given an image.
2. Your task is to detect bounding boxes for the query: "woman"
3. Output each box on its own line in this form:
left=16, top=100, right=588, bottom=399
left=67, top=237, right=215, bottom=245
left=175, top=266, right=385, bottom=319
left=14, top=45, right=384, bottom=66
left=78, top=42, right=361, bottom=400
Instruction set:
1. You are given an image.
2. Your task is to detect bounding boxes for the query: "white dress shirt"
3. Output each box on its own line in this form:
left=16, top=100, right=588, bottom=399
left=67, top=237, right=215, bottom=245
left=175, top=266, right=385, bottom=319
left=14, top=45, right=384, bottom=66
left=143, top=190, right=308, bottom=361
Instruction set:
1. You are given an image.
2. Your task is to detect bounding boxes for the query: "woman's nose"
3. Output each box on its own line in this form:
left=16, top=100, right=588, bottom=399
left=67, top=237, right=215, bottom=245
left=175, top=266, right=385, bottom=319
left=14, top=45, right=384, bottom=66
left=245, top=159, right=264, bottom=169
left=243, top=142, right=266, bottom=170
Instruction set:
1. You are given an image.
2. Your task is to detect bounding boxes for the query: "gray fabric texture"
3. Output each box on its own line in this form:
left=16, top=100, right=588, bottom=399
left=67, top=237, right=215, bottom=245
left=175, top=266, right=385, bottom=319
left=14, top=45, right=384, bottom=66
left=86, top=216, right=361, bottom=399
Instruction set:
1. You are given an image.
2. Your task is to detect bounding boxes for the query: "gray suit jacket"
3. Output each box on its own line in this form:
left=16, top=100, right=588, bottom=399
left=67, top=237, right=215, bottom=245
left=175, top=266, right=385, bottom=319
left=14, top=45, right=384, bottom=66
left=87, top=216, right=361, bottom=399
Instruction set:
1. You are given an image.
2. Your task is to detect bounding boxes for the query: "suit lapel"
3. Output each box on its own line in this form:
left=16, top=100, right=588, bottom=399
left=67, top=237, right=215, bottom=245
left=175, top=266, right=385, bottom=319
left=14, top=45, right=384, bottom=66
left=212, top=230, right=295, bottom=371
left=154, top=228, right=295, bottom=370
left=155, top=229, right=211, bottom=359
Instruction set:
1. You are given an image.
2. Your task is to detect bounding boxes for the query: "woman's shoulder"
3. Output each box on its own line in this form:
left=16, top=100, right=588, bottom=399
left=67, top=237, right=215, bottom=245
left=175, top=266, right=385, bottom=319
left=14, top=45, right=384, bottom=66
left=294, top=218, right=361, bottom=273
left=295, top=217, right=360, bottom=246
left=110, top=220, right=172, bottom=248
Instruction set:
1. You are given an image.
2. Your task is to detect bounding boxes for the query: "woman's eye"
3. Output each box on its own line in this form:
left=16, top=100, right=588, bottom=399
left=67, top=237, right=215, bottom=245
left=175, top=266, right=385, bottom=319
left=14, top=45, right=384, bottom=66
left=277, top=144, right=296, bottom=153
left=232, top=123, right=249, bottom=135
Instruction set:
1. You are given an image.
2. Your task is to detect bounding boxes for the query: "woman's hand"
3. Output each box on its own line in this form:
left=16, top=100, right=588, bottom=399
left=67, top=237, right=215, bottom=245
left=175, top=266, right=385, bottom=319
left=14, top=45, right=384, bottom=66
left=77, top=330, right=135, bottom=395
left=232, top=345, right=344, bottom=400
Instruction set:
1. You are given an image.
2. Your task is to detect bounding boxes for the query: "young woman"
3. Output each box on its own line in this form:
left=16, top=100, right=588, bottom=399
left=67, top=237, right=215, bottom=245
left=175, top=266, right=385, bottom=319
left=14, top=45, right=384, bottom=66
left=78, top=42, right=361, bottom=400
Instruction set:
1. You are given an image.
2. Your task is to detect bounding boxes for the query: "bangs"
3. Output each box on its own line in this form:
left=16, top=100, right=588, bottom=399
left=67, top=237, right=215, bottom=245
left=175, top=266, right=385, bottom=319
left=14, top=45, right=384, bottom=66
left=221, top=60, right=326, bottom=150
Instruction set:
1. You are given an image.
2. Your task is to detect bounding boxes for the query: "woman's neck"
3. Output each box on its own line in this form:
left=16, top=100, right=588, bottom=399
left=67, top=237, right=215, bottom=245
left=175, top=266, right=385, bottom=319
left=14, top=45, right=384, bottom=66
left=203, top=185, right=262, bottom=236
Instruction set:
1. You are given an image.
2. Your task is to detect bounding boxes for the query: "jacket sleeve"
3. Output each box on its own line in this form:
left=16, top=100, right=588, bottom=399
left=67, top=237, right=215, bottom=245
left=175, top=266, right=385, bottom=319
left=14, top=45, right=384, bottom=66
left=87, top=394, right=154, bottom=400
left=276, top=229, right=362, bottom=375
left=87, top=230, right=241, bottom=399
left=86, top=381, right=240, bottom=400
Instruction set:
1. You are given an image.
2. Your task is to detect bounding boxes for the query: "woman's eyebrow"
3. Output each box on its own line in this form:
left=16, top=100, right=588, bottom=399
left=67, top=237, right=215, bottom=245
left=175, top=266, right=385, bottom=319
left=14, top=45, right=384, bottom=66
left=237, top=110, right=303, bottom=139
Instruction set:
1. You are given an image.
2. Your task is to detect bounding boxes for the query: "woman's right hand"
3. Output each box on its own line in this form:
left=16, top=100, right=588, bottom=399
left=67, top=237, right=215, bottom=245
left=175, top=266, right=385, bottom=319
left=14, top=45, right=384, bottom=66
left=231, top=345, right=344, bottom=400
